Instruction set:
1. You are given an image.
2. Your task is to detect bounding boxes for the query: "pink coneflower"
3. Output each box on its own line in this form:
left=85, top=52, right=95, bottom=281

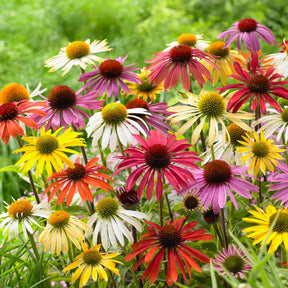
left=125, top=98, right=173, bottom=134
left=214, top=244, right=252, bottom=279
left=269, top=162, right=288, bottom=208
left=187, top=160, right=258, bottom=213
left=33, top=85, right=104, bottom=131
left=217, top=18, right=277, bottom=52
left=78, top=56, right=141, bottom=98
left=219, top=53, right=288, bottom=114
left=146, top=44, right=217, bottom=91
left=115, top=130, right=201, bottom=201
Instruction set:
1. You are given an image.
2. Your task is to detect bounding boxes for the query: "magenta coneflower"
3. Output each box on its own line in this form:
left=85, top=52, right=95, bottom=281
left=187, top=160, right=258, bottom=213
left=78, top=56, right=141, bottom=98
left=214, top=244, right=252, bottom=279
left=125, top=98, right=173, bottom=134
left=219, top=53, right=288, bottom=114
left=33, top=85, right=104, bottom=131
left=218, top=18, right=277, bottom=52
left=146, top=44, right=217, bottom=91
left=115, top=130, right=201, bottom=201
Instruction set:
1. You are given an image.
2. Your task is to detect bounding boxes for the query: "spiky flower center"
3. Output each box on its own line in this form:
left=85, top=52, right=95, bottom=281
left=48, top=85, right=77, bottom=110
left=65, top=41, right=90, bottom=59
left=281, top=107, right=288, bottom=122
left=96, top=197, right=119, bottom=219
left=227, top=123, right=246, bottom=146
left=198, top=92, right=225, bottom=117
left=126, top=99, right=149, bottom=110
left=238, top=18, right=257, bottom=33
left=83, top=248, right=102, bottom=265
left=67, top=163, right=86, bottom=181
left=116, top=187, right=139, bottom=207
left=270, top=212, right=288, bottom=233
left=36, top=135, right=59, bottom=154
left=0, top=103, right=18, bottom=121
left=158, top=224, right=182, bottom=247
left=207, top=41, right=229, bottom=58
left=203, top=208, right=219, bottom=224
left=177, top=33, right=198, bottom=47
left=247, top=75, right=270, bottom=93
left=183, top=193, right=200, bottom=211
left=135, top=74, right=156, bottom=92
left=252, top=141, right=269, bottom=158
left=145, top=144, right=171, bottom=169
left=8, top=200, right=33, bottom=220
left=0, top=83, right=30, bottom=104
left=100, top=59, right=123, bottom=78
left=223, top=255, right=244, bottom=274
left=170, top=45, right=192, bottom=63
left=102, top=103, right=128, bottom=125
left=49, top=211, right=70, bottom=228
left=204, top=160, right=232, bottom=184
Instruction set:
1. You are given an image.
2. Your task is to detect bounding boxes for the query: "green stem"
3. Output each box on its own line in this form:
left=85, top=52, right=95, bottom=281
left=27, top=231, right=40, bottom=260
left=210, top=144, right=215, bottom=161
left=165, top=192, right=173, bottom=221
left=67, top=238, right=74, bottom=264
left=108, top=270, right=117, bottom=288
left=97, top=140, right=107, bottom=167
left=213, top=222, right=225, bottom=249
left=159, top=196, right=163, bottom=227
left=255, top=104, right=261, bottom=131
left=197, top=118, right=207, bottom=153
left=131, top=270, right=141, bottom=288
left=220, top=209, right=228, bottom=249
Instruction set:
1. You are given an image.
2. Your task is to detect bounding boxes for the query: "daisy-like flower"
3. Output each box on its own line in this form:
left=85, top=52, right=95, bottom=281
left=214, top=244, right=252, bottom=279
left=45, top=39, right=112, bottom=76
left=182, top=190, right=202, bottom=212
left=165, top=33, right=210, bottom=51
left=167, top=90, right=253, bottom=146
left=203, top=41, right=241, bottom=86
left=269, top=162, right=288, bottom=208
left=146, top=44, right=218, bottom=91
left=39, top=210, right=90, bottom=255
left=63, top=242, right=121, bottom=288
left=217, top=18, right=277, bottom=52
left=125, top=217, right=213, bottom=287
left=115, top=129, right=201, bottom=201
left=86, top=102, right=149, bottom=152
left=88, top=197, right=148, bottom=250
left=0, top=82, right=46, bottom=104
left=0, top=199, right=50, bottom=239
left=14, top=127, right=86, bottom=178
left=243, top=204, right=288, bottom=254
left=79, top=56, right=141, bottom=98
left=124, top=68, right=164, bottom=102
left=32, top=85, right=104, bottom=131
left=188, top=160, right=258, bottom=213
left=0, top=100, right=46, bottom=144
left=43, top=157, right=114, bottom=206
left=219, top=54, right=288, bottom=114
left=125, top=98, right=173, bottom=134
left=237, top=130, right=284, bottom=175
left=268, top=40, right=288, bottom=78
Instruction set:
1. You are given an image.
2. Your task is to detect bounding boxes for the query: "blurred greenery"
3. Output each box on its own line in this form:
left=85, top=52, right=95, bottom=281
left=1, top=0, right=288, bottom=204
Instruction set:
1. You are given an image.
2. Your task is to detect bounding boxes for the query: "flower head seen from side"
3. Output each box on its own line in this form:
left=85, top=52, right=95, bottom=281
left=32, top=85, right=104, bottom=131
left=217, top=18, right=277, bottom=52
left=165, top=33, right=210, bottom=51
left=146, top=44, right=218, bottom=91
left=0, top=82, right=46, bottom=104
left=14, top=127, right=86, bottom=178
left=115, top=130, right=201, bottom=201
left=86, top=101, right=149, bottom=152
left=0, top=199, right=50, bottom=239
left=39, top=210, right=90, bottom=255
left=219, top=53, right=288, bottom=114
left=188, top=160, right=258, bottom=213
left=79, top=56, right=141, bottom=98
left=125, top=98, right=174, bottom=134
left=125, top=217, right=213, bottom=287
left=44, top=157, right=114, bottom=206
left=115, top=186, right=140, bottom=209
left=237, top=130, right=284, bottom=175
left=243, top=204, right=288, bottom=254
left=63, top=242, right=121, bottom=288
left=45, top=39, right=112, bottom=76
left=88, top=197, right=148, bottom=250
left=203, top=41, right=241, bottom=86
left=168, top=90, right=253, bottom=146
left=124, top=68, right=164, bottom=102
left=0, top=100, right=46, bottom=144
left=214, top=244, right=252, bottom=279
